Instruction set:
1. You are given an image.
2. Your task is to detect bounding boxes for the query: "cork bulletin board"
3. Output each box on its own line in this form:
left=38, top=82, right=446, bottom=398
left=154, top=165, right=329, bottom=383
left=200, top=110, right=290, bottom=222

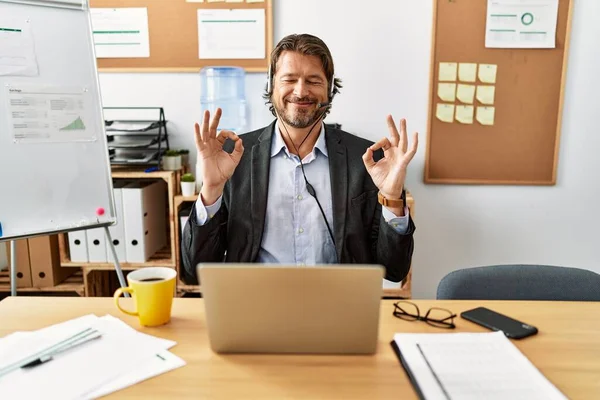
left=424, top=0, right=574, bottom=185
left=90, top=0, right=273, bottom=72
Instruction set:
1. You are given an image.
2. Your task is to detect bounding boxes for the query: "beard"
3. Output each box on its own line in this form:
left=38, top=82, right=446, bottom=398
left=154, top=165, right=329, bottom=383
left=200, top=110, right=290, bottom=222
left=274, top=96, right=321, bottom=128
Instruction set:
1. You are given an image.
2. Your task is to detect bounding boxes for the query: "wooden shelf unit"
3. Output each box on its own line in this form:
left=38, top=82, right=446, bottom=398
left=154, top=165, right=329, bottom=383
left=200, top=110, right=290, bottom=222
left=58, top=168, right=179, bottom=269
left=2, top=168, right=182, bottom=297
left=52, top=168, right=181, bottom=296
left=110, top=167, right=179, bottom=270
left=174, top=192, right=416, bottom=299
left=0, top=270, right=85, bottom=297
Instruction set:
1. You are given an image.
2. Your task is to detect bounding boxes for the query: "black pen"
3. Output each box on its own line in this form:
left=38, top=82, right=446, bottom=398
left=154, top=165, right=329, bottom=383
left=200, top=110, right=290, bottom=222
left=0, top=328, right=102, bottom=377
left=22, top=329, right=102, bottom=369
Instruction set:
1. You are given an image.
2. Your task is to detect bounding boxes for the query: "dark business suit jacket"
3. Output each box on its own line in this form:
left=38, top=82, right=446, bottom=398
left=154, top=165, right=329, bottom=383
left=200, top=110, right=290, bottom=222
left=181, top=121, right=415, bottom=285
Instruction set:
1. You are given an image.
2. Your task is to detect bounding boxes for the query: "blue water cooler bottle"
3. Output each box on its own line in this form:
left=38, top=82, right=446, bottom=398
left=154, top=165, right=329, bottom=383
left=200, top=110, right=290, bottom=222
left=197, top=66, right=247, bottom=191
left=199, top=66, right=247, bottom=132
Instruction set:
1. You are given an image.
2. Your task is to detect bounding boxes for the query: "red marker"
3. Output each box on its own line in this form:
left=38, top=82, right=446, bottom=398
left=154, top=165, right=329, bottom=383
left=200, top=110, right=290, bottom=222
left=96, top=207, right=105, bottom=216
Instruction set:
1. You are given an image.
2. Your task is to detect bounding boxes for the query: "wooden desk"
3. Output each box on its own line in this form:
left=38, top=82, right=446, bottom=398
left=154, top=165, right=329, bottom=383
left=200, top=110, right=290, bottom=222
left=0, top=298, right=598, bottom=399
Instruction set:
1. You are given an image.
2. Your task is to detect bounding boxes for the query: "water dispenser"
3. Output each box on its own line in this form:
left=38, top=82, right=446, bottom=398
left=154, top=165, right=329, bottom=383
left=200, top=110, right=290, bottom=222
left=199, top=66, right=247, bottom=133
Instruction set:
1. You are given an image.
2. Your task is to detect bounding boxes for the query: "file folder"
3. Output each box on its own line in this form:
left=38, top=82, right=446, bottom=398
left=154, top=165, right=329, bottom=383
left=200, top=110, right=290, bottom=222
left=122, top=180, right=167, bottom=262
left=67, top=230, right=89, bottom=263
left=5, top=239, right=32, bottom=288
left=86, top=227, right=107, bottom=263
left=28, top=235, right=74, bottom=287
left=106, top=181, right=129, bottom=263
left=390, top=332, right=567, bottom=400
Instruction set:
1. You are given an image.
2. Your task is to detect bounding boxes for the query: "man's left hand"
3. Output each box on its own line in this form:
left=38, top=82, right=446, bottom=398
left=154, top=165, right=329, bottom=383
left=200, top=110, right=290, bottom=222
left=362, top=115, right=418, bottom=210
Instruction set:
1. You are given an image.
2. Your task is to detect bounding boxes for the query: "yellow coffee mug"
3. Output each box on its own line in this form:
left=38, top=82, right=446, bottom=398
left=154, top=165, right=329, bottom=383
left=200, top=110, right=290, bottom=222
left=114, top=267, right=177, bottom=327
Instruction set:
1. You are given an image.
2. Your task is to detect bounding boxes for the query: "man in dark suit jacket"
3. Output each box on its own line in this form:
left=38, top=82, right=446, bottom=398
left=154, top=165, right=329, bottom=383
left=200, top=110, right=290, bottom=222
left=182, top=34, right=418, bottom=285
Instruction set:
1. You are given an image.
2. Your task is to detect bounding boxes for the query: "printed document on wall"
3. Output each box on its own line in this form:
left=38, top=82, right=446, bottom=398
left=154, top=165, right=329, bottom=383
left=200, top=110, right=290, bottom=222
left=6, top=84, right=96, bottom=144
left=198, top=9, right=265, bottom=59
left=0, top=18, right=38, bottom=76
left=485, top=0, right=559, bottom=48
left=91, top=8, right=150, bottom=58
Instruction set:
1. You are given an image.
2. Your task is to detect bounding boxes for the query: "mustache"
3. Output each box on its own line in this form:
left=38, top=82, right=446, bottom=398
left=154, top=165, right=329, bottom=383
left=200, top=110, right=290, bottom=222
left=285, top=96, right=318, bottom=104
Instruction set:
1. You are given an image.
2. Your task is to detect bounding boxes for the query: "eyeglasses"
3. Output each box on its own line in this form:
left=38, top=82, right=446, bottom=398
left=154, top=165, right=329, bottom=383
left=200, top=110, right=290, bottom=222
left=393, top=301, right=457, bottom=329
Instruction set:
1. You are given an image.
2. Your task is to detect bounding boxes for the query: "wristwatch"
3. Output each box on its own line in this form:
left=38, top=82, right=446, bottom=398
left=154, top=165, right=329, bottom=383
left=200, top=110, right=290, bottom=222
left=377, top=191, right=404, bottom=208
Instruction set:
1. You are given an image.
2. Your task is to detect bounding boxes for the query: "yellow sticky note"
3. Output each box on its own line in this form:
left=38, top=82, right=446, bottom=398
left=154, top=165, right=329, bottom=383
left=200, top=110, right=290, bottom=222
left=456, top=84, right=475, bottom=104
left=458, top=63, right=477, bottom=82
left=246, top=0, right=265, bottom=2
left=436, top=103, right=455, bottom=123
left=476, top=107, right=495, bottom=126
left=478, top=64, right=497, bottom=84
left=226, top=0, right=244, bottom=2
left=207, top=0, right=224, bottom=2
left=456, top=105, right=474, bottom=124
left=438, top=62, right=457, bottom=82
left=476, top=85, right=496, bottom=105
left=438, top=83, right=456, bottom=102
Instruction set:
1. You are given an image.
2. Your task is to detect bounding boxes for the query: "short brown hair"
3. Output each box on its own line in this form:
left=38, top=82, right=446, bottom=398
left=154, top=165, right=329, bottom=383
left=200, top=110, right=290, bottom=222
left=263, top=33, right=342, bottom=116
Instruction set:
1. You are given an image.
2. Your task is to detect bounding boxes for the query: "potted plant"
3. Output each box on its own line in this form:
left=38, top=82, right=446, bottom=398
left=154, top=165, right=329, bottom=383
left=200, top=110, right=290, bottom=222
left=162, top=149, right=182, bottom=171
left=178, top=149, right=190, bottom=167
left=181, top=173, right=196, bottom=196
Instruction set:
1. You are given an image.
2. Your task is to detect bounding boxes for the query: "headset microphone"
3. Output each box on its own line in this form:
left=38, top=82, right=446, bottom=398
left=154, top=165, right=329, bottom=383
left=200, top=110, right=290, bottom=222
left=316, top=101, right=331, bottom=108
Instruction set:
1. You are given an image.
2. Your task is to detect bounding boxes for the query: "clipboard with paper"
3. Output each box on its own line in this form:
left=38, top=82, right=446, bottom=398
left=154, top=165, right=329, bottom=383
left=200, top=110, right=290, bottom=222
left=390, top=331, right=567, bottom=400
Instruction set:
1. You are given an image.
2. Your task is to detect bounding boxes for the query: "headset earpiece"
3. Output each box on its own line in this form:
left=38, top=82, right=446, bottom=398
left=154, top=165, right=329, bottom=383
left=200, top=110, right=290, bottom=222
left=329, top=74, right=336, bottom=99
left=267, top=64, right=272, bottom=93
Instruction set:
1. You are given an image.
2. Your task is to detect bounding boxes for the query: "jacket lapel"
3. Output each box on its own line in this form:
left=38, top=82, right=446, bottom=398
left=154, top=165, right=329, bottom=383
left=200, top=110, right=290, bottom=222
left=325, top=127, right=348, bottom=262
left=250, top=122, right=275, bottom=260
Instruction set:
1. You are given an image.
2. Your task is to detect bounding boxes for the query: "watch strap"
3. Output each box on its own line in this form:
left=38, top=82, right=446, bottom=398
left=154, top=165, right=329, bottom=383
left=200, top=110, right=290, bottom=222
left=377, top=191, right=404, bottom=208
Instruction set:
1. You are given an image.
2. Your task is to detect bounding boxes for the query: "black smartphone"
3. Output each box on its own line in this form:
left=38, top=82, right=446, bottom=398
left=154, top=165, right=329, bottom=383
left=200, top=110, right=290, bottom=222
left=460, top=307, right=538, bottom=339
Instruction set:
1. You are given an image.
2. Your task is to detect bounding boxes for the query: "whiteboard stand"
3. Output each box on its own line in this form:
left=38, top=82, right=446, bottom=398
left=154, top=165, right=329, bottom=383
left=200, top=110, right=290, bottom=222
left=10, top=241, right=16, bottom=297
left=0, top=0, right=126, bottom=297
left=104, top=227, right=129, bottom=297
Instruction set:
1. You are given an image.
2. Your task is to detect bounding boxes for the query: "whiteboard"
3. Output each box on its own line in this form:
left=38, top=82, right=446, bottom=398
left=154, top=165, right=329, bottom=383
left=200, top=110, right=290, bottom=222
left=0, top=0, right=115, bottom=241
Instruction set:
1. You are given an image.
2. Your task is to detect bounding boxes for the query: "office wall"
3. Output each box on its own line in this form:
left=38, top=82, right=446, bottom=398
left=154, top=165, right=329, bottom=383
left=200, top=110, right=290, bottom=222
left=98, top=0, right=600, bottom=298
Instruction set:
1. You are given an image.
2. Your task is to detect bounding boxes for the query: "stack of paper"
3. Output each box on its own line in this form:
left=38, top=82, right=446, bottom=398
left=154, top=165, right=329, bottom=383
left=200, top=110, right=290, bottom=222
left=391, top=331, right=566, bottom=400
left=0, top=314, right=185, bottom=399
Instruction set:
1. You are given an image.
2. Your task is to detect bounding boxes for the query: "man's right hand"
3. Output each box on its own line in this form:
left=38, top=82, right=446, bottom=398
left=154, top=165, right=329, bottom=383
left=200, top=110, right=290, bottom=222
left=195, top=108, right=244, bottom=205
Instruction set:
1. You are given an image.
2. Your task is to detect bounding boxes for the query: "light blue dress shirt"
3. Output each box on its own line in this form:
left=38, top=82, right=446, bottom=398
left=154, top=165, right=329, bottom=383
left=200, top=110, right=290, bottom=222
left=195, top=122, right=410, bottom=264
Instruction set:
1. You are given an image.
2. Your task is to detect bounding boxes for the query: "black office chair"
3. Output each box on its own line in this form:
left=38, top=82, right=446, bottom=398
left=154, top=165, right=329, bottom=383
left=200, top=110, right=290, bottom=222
left=436, top=264, right=600, bottom=301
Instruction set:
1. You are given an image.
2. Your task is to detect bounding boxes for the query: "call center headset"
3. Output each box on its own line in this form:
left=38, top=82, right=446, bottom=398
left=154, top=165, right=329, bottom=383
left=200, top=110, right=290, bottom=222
left=268, top=63, right=337, bottom=247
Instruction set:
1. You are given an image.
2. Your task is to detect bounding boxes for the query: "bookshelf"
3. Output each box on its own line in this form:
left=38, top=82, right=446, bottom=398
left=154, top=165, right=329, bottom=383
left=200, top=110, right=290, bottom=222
left=56, top=168, right=180, bottom=296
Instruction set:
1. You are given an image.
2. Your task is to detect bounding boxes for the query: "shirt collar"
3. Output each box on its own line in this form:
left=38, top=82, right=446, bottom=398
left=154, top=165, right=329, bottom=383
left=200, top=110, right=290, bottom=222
left=271, top=120, right=328, bottom=158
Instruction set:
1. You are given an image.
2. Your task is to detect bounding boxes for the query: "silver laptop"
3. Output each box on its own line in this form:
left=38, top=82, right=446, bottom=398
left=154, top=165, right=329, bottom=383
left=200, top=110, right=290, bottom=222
left=197, top=263, right=385, bottom=355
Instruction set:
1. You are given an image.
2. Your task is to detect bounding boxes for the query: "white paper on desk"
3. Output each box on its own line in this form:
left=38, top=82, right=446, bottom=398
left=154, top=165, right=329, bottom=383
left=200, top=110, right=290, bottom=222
left=0, top=314, right=98, bottom=369
left=197, top=9, right=265, bottom=59
left=84, top=315, right=185, bottom=399
left=0, top=314, right=180, bottom=399
left=93, top=314, right=176, bottom=348
left=87, top=350, right=186, bottom=399
left=91, top=8, right=150, bottom=58
left=393, top=331, right=567, bottom=400
left=0, top=17, right=38, bottom=76
left=0, top=331, right=150, bottom=399
left=485, top=0, right=559, bottom=48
